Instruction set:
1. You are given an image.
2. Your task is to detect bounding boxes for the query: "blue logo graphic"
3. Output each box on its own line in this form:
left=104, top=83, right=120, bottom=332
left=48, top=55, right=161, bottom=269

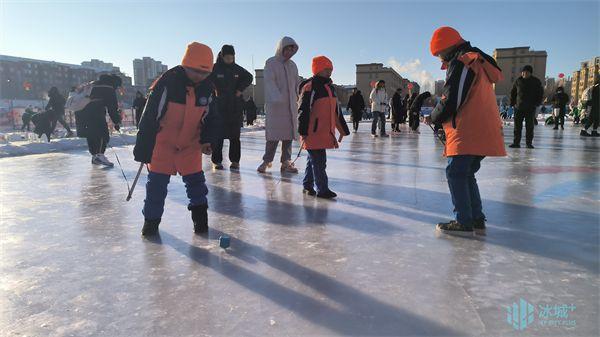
left=507, top=298, right=535, bottom=330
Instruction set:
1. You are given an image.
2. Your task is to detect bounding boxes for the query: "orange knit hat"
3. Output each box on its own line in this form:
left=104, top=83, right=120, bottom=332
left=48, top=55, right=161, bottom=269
left=430, top=27, right=465, bottom=56
left=312, top=55, right=333, bottom=75
left=181, top=42, right=214, bottom=72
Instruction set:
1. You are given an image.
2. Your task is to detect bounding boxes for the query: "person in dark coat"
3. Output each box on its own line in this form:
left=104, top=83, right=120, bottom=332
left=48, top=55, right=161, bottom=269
left=346, top=88, right=365, bottom=132
left=244, top=96, right=257, bottom=126
left=401, top=94, right=410, bottom=123
left=390, top=88, right=405, bottom=132
left=207, top=45, right=253, bottom=170
left=550, top=87, right=570, bottom=130
left=581, top=75, right=599, bottom=137
left=77, top=74, right=122, bottom=166
left=46, top=87, right=74, bottom=137
left=509, top=65, right=544, bottom=148
left=21, top=105, right=35, bottom=131
left=132, top=91, right=147, bottom=128
left=409, top=91, right=431, bottom=133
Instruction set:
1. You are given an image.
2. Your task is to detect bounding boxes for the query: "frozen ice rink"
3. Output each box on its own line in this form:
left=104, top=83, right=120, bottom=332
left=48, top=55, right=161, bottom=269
left=1, top=124, right=598, bottom=336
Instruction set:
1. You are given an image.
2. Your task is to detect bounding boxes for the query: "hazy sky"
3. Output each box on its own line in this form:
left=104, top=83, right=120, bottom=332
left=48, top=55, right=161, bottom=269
left=1, top=0, right=598, bottom=91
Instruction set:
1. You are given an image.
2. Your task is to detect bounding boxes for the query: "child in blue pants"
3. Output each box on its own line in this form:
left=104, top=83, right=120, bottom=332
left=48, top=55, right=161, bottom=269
left=298, top=56, right=350, bottom=199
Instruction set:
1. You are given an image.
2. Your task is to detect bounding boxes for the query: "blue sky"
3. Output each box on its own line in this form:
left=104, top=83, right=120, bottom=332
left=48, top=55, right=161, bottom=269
left=1, top=0, right=598, bottom=91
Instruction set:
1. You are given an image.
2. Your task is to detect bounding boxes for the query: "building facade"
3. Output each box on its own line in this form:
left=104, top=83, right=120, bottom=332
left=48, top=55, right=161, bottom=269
left=133, top=57, right=168, bottom=87
left=493, top=47, right=547, bottom=98
left=81, top=59, right=120, bottom=73
left=355, top=63, right=419, bottom=108
left=0, top=55, right=137, bottom=108
left=1, top=55, right=97, bottom=100
left=571, top=56, right=599, bottom=105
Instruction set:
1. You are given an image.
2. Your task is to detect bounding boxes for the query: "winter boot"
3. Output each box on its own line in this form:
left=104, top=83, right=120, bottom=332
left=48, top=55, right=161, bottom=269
left=436, top=220, right=474, bottom=237
left=230, top=162, right=240, bottom=170
left=281, top=161, right=299, bottom=174
left=473, top=217, right=486, bottom=235
left=303, top=187, right=316, bottom=196
left=257, top=161, right=272, bottom=173
left=526, top=144, right=535, bottom=149
left=317, top=190, right=338, bottom=199
left=509, top=143, right=520, bottom=148
left=93, top=154, right=114, bottom=167
left=142, top=218, right=161, bottom=236
left=580, top=130, right=591, bottom=137
left=189, top=204, right=208, bottom=234
left=212, top=162, right=224, bottom=170
left=91, top=154, right=102, bottom=165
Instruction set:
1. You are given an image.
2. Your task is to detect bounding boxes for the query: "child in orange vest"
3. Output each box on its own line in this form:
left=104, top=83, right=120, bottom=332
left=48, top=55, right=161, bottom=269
left=133, top=42, right=218, bottom=236
left=298, top=56, right=350, bottom=199
left=426, top=27, right=506, bottom=236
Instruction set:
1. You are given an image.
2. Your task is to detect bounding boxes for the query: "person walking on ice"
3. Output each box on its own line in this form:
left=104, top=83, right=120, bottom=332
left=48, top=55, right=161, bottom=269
left=257, top=36, right=301, bottom=174
left=369, top=80, right=389, bottom=137
left=425, top=26, right=506, bottom=236
left=133, top=42, right=218, bottom=237
left=298, top=56, right=350, bottom=199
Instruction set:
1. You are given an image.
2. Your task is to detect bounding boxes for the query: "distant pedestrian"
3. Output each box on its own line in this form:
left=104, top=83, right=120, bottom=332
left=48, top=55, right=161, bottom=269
left=46, top=87, right=74, bottom=137
left=132, top=91, right=147, bottom=128
left=550, top=87, right=569, bottom=130
left=369, top=80, right=389, bottom=137
left=244, top=97, right=258, bottom=126
left=347, top=88, right=365, bottom=132
left=390, top=88, right=405, bottom=132
left=509, top=65, right=544, bottom=149
left=409, top=91, right=431, bottom=133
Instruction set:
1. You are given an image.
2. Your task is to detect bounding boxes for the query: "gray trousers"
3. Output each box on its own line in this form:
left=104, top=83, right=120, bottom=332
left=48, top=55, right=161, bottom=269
left=263, top=140, right=292, bottom=163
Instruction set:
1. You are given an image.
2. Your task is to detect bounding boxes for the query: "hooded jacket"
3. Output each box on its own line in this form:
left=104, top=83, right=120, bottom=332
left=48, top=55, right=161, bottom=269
left=431, top=42, right=506, bottom=157
left=370, top=87, right=388, bottom=112
left=298, top=76, right=350, bottom=150
left=264, top=36, right=300, bottom=141
left=133, top=66, right=218, bottom=176
left=208, top=53, right=253, bottom=125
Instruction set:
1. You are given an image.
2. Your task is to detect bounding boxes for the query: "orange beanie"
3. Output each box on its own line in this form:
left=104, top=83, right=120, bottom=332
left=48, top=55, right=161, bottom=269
left=181, top=42, right=214, bottom=72
left=312, top=55, right=333, bottom=75
left=430, top=27, right=465, bottom=56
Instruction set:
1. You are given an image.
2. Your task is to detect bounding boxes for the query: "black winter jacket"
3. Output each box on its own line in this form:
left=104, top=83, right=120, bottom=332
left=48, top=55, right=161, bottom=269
left=208, top=57, right=253, bottom=124
left=133, top=66, right=218, bottom=163
left=76, top=78, right=121, bottom=138
left=510, top=76, right=544, bottom=110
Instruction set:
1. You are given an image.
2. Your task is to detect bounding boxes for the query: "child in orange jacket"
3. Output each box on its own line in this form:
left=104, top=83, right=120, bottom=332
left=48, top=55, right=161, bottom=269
left=133, top=42, right=218, bottom=236
left=426, top=27, right=506, bottom=236
left=298, top=56, right=350, bottom=199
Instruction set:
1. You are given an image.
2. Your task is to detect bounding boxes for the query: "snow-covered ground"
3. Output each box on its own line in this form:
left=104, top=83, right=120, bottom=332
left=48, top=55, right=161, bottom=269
left=0, top=118, right=265, bottom=158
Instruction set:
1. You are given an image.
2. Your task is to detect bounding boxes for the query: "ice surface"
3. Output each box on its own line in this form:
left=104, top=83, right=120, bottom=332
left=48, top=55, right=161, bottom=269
left=1, top=123, right=598, bottom=336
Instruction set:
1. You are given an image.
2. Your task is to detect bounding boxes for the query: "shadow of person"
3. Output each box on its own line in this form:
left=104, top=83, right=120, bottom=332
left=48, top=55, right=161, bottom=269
left=159, top=231, right=462, bottom=336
